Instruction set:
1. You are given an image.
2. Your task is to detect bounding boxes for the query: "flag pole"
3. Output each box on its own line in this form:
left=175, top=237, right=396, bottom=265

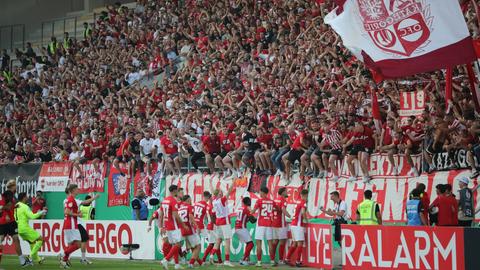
left=466, top=63, right=480, bottom=113
left=445, top=67, right=453, bottom=113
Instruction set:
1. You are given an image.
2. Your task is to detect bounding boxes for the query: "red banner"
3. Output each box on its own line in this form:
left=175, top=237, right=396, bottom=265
left=303, top=223, right=334, bottom=269
left=108, top=163, right=131, bottom=207
left=37, top=162, right=71, bottom=192
left=341, top=225, right=465, bottom=270
left=69, top=161, right=107, bottom=193
left=399, top=90, right=425, bottom=125
left=133, top=163, right=158, bottom=197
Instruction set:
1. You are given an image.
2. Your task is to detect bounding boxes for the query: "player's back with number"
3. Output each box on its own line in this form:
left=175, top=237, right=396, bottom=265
left=255, top=198, right=274, bottom=227
left=161, top=196, right=179, bottom=230
left=291, top=199, right=306, bottom=227
left=178, top=202, right=194, bottom=235
left=235, top=205, right=251, bottom=229
left=193, top=201, right=207, bottom=230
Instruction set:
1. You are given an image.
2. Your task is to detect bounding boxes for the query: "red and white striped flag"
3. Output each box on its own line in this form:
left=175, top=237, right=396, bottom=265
left=325, top=0, right=477, bottom=80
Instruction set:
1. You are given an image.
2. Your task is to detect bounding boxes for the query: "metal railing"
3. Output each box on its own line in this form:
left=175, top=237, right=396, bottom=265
left=0, top=24, right=25, bottom=51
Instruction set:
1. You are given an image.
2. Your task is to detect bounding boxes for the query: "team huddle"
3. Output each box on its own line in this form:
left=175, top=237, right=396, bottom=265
left=150, top=184, right=309, bottom=269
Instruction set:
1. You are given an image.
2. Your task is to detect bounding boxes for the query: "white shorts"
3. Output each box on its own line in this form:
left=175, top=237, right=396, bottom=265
left=235, top=228, right=252, bottom=243
left=185, top=234, right=200, bottom=248
left=64, top=229, right=81, bottom=244
left=167, top=230, right=182, bottom=244
left=198, top=229, right=208, bottom=238
left=207, top=229, right=217, bottom=244
left=255, top=226, right=273, bottom=241
left=216, top=224, right=232, bottom=240
left=272, top=227, right=288, bottom=240
left=291, top=226, right=305, bottom=242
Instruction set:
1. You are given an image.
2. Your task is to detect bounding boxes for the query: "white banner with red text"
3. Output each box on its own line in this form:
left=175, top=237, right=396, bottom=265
left=69, top=161, right=107, bottom=193
left=37, top=162, right=71, bottom=192
left=399, top=90, right=426, bottom=125
left=160, top=154, right=479, bottom=223
left=341, top=225, right=465, bottom=270
left=19, top=220, right=154, bottom=259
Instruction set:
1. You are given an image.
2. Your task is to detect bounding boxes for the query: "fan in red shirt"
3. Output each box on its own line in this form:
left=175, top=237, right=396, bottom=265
left=178, top=195, right=202, bottom=268
left=218, top=127, right=237, bottom=175
left=429, top=184, right=458, bottom=226
left=160, top=129, right=181, bottom=176
left=202, top=130, right=224, bottom=174
left=113, top=132, right=134, bottom=177
left=252, top=187, right=275, bottom=266
left=234, top=197, right=255, bottom=265
left=272, top=187, right=291, bottom=263
left=401, top=117, right=425, bottom=176
left=256, top=128, right=274, bottom=175
left=286, top=189, right=308, bottom=267
left=0, top=180, right=28, bottom=267
left=344, top=121, right=373, bottom=183
left=160, top=185, right=188, bottom=270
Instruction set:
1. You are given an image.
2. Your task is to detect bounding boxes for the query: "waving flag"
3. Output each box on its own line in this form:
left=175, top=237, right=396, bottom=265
left=325, top=0, right=477, bottom=79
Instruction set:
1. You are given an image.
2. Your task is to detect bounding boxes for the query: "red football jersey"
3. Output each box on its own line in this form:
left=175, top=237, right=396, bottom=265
left=212, top=196, right=230, bottom=225
left=206, top=202, right=215, bottom=230
left=63, top=195, right=79, bottom=230
left=254, top=198, right=274, bottom=227
left=235, top=205, right=251, bottom=229
left=178, top=202, right=195, bottom=236
left=291, top=199, right=306, bottom=227
left=161, top=196, right=179, bottom=231
left=193, top=201, right=207, bottom=230
left=272, top=197, right=287, bottom=228
left=0, top=195, right=14, bottom=225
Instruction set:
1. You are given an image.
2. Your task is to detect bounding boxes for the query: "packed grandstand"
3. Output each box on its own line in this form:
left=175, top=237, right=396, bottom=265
left=0, top=0, right=478, bottom=180
left=0, top=0, right=480, bottom=269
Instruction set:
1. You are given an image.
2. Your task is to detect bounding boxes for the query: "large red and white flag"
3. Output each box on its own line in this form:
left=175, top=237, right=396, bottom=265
left=325, top=0, right=477, bottom=79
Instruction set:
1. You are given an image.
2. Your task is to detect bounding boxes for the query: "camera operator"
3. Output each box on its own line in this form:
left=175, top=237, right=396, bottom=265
left=321, top=191, right=350, bottom=246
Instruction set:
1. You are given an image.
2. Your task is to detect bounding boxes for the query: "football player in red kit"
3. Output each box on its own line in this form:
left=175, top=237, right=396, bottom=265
left=272, top=187, right=291, bottom=264
left=193, top=191, right=210, bottom=242
left=178, top=195, right=202, bottom=268
left=211, top=184, right=235, bottom=267
left=60, top=184, right=83, bottom=269
left=201, top=192, right=222, bottom=265
left=286, top=189, right=308, bottom=267
left=235, top=197, right=255, bottom=265
left=160, top=185, right=188, bottom=270
left=252, top=187, right=275, bottom=266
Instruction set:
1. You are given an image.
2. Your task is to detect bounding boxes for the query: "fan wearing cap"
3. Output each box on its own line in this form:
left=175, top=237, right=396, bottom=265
left=457, top=177, right=475, bottom=227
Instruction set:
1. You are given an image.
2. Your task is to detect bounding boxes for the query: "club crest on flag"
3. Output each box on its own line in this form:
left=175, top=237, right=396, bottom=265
left=112, top=174, right=128, bottom=195
left=358, top=0, right=432, bottom=56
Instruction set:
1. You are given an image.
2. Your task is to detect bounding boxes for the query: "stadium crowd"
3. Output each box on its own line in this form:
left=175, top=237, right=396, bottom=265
left=1, top=0, right=480, bottom=183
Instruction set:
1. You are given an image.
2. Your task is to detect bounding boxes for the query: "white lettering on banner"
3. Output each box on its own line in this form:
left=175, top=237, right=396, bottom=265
left=23, top=220, right=154, bottom=259
left=163, top=166, right=479, bottom=223
left=433, top=233, right=457, bottom=270
left=414, top=231, right=431, bottom=269
left=343, top=229, right=356, bottom=266
left=341, top=226, right=462, bottom=270
left=383, top=179, right=407, bottom=221
left=307, top=227, right=331, bottom=265
left=377, top=230, right=392, bottom=267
